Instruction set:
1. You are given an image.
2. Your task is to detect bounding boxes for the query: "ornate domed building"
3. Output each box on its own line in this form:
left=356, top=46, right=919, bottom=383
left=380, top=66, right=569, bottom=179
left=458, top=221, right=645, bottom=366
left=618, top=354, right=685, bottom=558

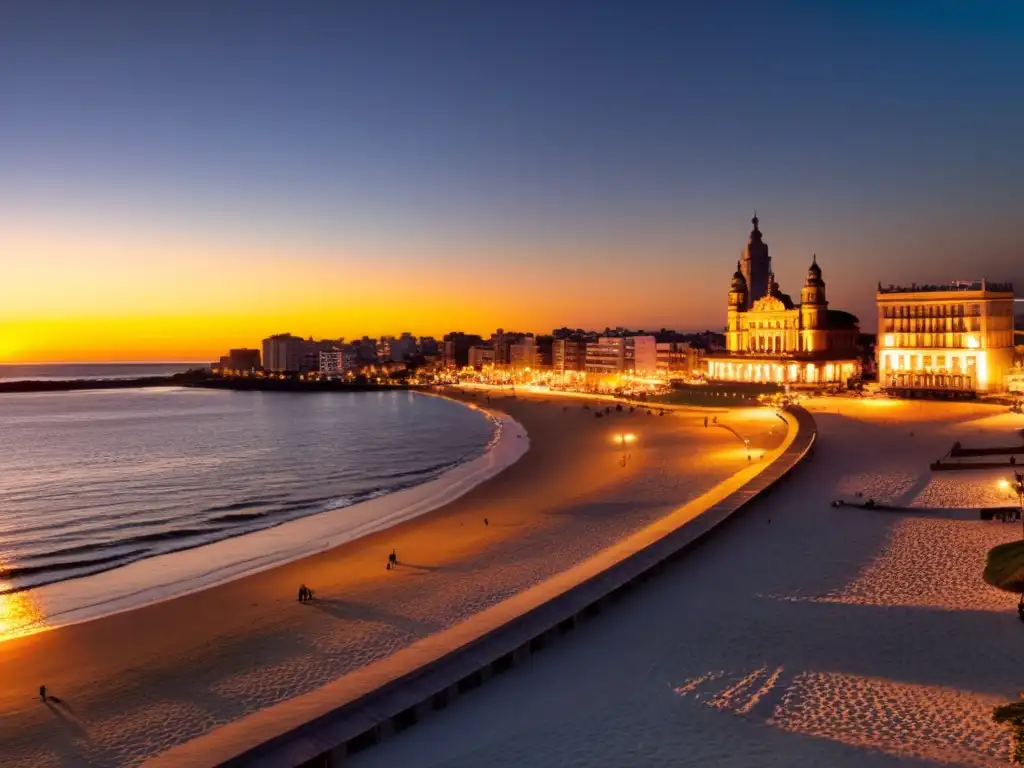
left=707, top=215, right=861, bottom=386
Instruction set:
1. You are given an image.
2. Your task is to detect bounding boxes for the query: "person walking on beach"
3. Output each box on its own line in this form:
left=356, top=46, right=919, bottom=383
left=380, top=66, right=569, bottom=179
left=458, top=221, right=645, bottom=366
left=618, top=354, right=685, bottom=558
left=389, top=549, right=398, bottom=568
left=484, top=517, right=489, bottom=527
left=39, top=685, right=46, bottom=702
left=704, top=416, right=708, bottom=428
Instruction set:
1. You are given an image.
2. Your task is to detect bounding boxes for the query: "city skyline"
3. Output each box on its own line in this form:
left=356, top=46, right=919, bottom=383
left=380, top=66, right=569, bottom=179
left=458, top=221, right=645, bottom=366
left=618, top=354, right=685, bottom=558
left=2, top=1, right=1022, bottom=363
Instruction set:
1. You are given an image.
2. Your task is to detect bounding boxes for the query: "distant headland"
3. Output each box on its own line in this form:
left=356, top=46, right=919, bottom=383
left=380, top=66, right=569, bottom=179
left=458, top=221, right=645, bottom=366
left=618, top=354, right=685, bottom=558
left=0, top=370, right=417, bottom=395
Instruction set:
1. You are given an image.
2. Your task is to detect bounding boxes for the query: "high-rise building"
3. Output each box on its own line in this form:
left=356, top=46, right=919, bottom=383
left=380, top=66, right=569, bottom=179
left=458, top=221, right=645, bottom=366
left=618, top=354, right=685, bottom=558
left=319, top=345, right=358, bottom=376
left=585, top=335, right=656, bottom=375
left=585, top=336, right=626, bottom=374
left=490, top=329, right=530, bottom=367
left=262, top=334, right=339, bottom=373
left=509, top=337, right=539, bottom=369
left=442, top=332, right=484, bottom=368
left=262, top=334, right=306, bottom=373
left=419, top=336, right=439, bottom=356
left=656, top=342, right=698, bottom=376
left=629, top=335, right=657, bottom=374
left=467, top=345, right=495, bottom=368
left=876, top=280, right=1016, bottom=395
left=552, top=339, right=587, bottom=373
left=388, top=333, right=418, bottom=361
left=218, top=348, right=261, bottom=373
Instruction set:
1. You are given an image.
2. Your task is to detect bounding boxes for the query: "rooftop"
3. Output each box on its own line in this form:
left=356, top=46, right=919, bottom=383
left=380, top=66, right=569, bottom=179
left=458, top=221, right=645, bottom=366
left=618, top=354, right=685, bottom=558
left=877, top=280, right=1014, bottom=296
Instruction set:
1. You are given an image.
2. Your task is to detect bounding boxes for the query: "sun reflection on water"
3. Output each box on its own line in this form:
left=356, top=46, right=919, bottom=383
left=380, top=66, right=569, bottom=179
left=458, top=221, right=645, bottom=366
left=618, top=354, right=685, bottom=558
left=0, top=584, right=47, bottom=641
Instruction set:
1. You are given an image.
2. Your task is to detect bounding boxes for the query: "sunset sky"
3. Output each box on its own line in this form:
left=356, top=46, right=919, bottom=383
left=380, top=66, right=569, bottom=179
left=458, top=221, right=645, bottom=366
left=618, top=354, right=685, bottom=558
left=2, top=1, right=1022, bottom=363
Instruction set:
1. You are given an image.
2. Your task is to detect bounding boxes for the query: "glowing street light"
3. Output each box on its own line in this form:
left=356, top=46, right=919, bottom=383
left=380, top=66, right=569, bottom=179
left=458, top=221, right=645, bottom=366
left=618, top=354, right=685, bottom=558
left=615, top=433, right=637, bottom=466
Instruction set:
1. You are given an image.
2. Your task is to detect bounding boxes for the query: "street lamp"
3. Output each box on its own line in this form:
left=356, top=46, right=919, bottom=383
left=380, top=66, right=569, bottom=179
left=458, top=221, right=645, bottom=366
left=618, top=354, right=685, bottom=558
left=615, top=433, right=636, bottom=466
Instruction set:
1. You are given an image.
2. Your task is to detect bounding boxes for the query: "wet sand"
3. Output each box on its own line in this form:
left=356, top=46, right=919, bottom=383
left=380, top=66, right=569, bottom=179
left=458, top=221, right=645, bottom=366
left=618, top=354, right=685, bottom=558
left=0, top=390, right=781, bottom=767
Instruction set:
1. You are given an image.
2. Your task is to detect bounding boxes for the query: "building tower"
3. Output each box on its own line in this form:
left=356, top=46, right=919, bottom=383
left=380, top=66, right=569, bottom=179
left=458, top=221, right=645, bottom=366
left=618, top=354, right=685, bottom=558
left=727, top=262, right=748, bottom=352
left=740, top=213, right=771, bottom=308
left=799, top=255, right=828, bottom=353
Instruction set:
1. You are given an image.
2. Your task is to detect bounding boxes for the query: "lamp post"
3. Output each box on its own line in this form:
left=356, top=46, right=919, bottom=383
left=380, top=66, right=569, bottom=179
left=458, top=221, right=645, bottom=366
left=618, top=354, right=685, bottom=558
left=615, top=433, right=636, bottom=466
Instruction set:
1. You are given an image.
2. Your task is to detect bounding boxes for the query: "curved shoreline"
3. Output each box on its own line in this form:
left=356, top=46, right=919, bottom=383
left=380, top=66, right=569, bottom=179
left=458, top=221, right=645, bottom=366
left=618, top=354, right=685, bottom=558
left=148, top=406, right=813, bottom=768
left=4, top=395, right=528, bottom=639
left=0, top=394, right=787, bottom=768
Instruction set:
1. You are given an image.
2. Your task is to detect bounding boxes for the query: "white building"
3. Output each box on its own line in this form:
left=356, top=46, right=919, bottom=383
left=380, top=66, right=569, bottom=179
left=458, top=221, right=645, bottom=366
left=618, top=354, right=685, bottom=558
left=319, top=346, right=358, bottom=377
left=263, top=334, right=339, bottom=373
left=584, top=335, right=656, bottom=375
left=630, top=335, right=657, bottom=374
left=262, top=334, right=308, bottom=373
left=468, top=346, right=495, bottom=369
left=655, top=341, right=698, bottom=376
left=510, top=337, right=539, bottom=369
left=876, top=280, right=1016, bottom=395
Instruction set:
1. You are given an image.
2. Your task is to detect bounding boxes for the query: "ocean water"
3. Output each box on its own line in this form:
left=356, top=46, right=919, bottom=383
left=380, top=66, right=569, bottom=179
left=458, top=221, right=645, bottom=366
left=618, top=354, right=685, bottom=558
left=0, top=387, right=495, bottom=594
left=0, top=362, right=205, bottom=382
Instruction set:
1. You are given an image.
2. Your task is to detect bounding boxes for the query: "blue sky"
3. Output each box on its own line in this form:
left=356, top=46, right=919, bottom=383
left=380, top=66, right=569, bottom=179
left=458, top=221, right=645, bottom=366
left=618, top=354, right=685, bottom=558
left=1, top=1, right=1022, bottom=358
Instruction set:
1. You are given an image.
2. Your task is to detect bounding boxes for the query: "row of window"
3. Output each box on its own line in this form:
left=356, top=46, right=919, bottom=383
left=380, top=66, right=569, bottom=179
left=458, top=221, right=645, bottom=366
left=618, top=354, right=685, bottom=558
left=881, top=303, right=982, bottom=318
left=747, top=320, right=793, bottom=330
left=882, top=319, right=977, bottom=333
left=882, top=352, right=977, bottom=373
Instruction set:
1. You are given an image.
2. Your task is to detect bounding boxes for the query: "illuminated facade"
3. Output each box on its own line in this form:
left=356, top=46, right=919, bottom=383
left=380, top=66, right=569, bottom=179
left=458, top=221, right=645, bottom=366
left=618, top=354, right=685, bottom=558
left=585, top=335, right=657, bottom=375
left=319, top=345, right=357, bottom=376
left=876, top=281, right=1016, bottom=395
left=552, top=339, right=586, bottom=373
left=706, top=216, right=861, bottom=386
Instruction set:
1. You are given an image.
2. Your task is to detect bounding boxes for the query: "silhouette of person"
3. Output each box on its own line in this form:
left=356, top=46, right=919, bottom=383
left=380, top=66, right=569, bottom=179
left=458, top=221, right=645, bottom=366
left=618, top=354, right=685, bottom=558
left=484, top=517, right=489, bottom=526
left=39, top=685, right=46, bottom=702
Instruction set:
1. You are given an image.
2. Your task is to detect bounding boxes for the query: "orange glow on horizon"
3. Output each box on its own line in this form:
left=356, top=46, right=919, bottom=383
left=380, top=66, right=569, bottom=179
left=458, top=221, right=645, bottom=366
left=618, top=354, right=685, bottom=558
left=0, top=221, right=727, bottom=363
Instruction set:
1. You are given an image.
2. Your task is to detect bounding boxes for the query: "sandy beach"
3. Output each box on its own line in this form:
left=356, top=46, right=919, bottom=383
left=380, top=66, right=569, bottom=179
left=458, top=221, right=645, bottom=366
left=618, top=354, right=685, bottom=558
left=347, top=398, right=1024, bottom=768
left=0, top=390, right=780, bottom=767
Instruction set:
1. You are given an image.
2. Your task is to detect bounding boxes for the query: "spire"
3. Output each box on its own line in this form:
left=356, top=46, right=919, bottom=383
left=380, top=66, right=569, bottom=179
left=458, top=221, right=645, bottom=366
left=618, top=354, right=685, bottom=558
left=752, top=211, right=759, bottom=231
left=812, top=253, right=817, bottom=265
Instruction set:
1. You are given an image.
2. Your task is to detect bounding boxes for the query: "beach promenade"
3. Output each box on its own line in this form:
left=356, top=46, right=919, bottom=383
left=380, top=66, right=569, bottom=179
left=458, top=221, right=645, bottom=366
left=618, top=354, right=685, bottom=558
left=351, top=399, right=1024, bottom=768
left=0, top=391, right=780, bottom=767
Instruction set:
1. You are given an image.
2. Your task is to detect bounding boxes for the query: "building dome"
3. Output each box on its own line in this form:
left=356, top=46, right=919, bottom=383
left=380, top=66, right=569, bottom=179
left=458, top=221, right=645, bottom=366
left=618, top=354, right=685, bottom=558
left=731, top=262, right=748, bottom=292
left=806, top=254, right=824, bottom=287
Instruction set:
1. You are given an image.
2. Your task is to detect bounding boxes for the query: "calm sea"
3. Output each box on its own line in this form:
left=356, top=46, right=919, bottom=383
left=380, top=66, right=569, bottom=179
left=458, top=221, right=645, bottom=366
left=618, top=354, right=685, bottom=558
left=0, top=387, right=494, bottom=594
left=0, top=362, right=206, bottom=382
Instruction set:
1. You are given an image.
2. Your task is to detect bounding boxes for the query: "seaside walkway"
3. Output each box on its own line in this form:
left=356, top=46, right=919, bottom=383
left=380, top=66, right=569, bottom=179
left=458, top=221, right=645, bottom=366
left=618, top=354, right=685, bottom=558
left=148, top=406, right=817, bottom=768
